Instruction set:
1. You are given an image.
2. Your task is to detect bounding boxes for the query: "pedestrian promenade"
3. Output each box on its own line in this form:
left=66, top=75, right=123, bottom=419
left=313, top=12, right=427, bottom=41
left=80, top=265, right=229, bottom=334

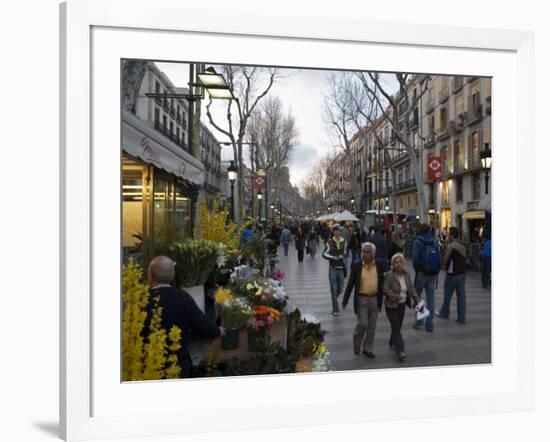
left=277, top=245, right=491, bottom=371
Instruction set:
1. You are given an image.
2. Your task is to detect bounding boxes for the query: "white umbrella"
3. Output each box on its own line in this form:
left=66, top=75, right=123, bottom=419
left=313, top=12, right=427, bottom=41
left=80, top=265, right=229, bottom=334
left=334, top=210, right=359, bottom=222
left=325, top=212, right=340, bottom=220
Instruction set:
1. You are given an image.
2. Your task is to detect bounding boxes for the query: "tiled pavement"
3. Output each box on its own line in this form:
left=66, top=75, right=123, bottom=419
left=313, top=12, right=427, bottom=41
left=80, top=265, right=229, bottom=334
left=276, top=244, right=492, bottom=371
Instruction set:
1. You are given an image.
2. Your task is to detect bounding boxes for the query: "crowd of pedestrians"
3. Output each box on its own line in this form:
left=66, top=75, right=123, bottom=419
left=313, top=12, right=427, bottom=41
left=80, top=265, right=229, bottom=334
left=239, top=217, right=491, bottom=363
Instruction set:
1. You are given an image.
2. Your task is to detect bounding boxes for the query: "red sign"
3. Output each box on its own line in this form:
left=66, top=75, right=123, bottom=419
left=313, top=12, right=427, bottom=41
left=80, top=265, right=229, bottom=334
left=427, top=155, right=442, bottom=181
left=253, top=175, right=267, bottom=189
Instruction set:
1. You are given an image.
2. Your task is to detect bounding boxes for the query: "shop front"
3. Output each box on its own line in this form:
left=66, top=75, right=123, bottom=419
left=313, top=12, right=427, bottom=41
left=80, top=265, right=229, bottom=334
left=122, top=111, right=204, bottom=265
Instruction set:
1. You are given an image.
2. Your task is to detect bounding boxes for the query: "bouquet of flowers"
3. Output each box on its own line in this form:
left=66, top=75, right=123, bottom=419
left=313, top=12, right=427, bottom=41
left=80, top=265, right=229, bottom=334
left=219, top=298, right=252, bottom=331
left=229, top=264, right=257, bottom=290
left=249, top=304, right=282, bottom=330
left=242, top=278, right=289, bottom=311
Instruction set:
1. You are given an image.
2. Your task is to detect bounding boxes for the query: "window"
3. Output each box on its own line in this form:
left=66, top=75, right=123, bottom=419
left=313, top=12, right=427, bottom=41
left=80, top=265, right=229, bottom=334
left=470, top=131, right=480, bottom=168
left=155, top=81, right=160, bottom=94
left=441, top=146, right=449, bottom=174
left=405, top=165, right=410, bottom=181
left=162, top=115, right=167, bottom=131
left=472, top=173, right=481, bottom=200
left=455, top=95, right=463, bottom=116
left=456, top=176, right=463, bottom=203
left=442, top=180, right=450, bottom=205
left=453, top=138, right=463, bottom=171
left=440, top=107, right=448, bottom=129
left=154, top=108, right=160, bottom=127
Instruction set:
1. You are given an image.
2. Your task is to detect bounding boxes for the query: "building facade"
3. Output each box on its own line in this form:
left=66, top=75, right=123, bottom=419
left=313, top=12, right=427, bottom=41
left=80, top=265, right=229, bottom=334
left=325, top=74, right=491, bottom=240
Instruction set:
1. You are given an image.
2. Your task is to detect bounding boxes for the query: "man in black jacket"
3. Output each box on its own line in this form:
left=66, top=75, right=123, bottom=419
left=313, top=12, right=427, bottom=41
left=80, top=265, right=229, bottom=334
left=342, top=242, right=385, bottom=358
left=145, top=256, right=224, bottom=378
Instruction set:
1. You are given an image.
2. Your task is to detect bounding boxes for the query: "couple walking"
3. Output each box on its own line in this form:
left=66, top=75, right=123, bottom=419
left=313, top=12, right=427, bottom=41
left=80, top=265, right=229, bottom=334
left=323, top=230, right=419, bottom=361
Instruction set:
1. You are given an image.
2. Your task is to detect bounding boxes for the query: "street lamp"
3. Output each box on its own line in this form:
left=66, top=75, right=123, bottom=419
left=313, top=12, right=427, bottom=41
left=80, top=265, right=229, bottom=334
left=227, top=160, right=237, bottom=221
left=480, top=142, right=492, bottom=194
left=257, top=190, right=263, bottom=221
left=196, top=67, right=234, bottom=100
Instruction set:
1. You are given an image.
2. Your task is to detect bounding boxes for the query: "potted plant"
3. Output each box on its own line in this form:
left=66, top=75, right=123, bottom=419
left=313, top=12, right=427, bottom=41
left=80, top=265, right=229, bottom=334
left=219, top=298, right=252, bottom=350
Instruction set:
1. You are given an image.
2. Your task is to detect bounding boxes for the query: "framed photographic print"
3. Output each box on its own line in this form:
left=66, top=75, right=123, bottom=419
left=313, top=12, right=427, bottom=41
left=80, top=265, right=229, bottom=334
left=60, top=0, right=534, bottom=440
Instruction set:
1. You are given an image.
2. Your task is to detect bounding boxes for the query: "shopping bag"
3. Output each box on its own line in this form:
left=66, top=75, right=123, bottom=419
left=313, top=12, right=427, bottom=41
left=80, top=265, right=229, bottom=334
left=415, top=300, right=430, bottom=322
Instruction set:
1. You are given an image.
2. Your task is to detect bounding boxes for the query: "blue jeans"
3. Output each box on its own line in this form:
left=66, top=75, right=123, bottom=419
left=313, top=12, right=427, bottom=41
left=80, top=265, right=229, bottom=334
left=440, top=273, right=467, bottom=323
left=282, top=241, right=289, bottom=256
left=414, top=271, right=436, bottom=330
left=481, top=256, right=491, bottom=288
left=329, top=267, right=345, bottom=313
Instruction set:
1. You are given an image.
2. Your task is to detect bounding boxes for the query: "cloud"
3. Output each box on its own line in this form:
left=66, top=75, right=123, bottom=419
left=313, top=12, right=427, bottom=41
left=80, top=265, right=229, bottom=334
left=288, top=143, right=321, bottom=186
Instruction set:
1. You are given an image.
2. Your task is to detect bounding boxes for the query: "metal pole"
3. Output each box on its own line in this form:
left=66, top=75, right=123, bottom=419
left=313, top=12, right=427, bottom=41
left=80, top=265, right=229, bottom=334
left=230, top=181, right=235, bottom=221
left=484, top=171, right=489, bottom=194
left=188, top=64, right=195, bottom=156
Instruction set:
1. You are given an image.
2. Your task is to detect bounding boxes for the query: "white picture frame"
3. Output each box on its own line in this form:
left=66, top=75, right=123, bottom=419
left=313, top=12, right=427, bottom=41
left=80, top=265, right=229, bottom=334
left=60, top=0, right=534, bottom=440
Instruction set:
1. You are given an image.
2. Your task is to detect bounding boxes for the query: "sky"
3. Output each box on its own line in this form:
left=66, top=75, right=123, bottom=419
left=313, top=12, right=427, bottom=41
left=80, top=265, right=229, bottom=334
left=156, top=62, right=398, bottom=187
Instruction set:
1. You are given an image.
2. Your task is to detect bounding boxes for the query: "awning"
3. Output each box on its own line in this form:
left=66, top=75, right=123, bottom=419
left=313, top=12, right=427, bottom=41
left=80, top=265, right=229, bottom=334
left=462, top=210, right=486, bottom=220
left=476, top=194, right=491, bottom=212
left=122, top=110, right=204, bottom=185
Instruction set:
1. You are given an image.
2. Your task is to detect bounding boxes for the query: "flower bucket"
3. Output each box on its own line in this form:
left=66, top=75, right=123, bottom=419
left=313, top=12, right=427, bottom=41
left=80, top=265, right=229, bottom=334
left=221, top=328, right=240, bottom=351
left=247, top=327, right=268, bottom=352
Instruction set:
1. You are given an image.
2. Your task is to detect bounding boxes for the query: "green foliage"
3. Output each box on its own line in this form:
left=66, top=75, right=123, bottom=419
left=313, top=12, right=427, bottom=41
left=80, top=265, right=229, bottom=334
left=169, top=239, right=224, bottom=287
left=242, top=232, right=275, bottom=277
left=286, top=308, right=327, bottom=359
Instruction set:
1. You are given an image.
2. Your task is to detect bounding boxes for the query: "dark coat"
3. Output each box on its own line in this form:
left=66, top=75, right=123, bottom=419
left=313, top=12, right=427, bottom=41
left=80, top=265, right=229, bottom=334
left=144, top=286, right=220, bottom=378
left=342, top=258, right=385, bottom=314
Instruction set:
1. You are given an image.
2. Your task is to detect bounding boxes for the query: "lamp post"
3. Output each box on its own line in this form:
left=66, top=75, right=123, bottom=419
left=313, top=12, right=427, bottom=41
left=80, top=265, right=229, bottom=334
left=227, top=160, right=237, bottom=221
left=480, top=142, right=492, bottom=194
left=350, top=196, right=355, bottom=213
left=257, top=190, right=263, bottom=221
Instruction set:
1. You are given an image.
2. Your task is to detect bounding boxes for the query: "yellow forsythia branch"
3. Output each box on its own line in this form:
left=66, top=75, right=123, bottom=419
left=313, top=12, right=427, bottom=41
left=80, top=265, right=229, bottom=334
left=122, top=261, right=182, bottom=381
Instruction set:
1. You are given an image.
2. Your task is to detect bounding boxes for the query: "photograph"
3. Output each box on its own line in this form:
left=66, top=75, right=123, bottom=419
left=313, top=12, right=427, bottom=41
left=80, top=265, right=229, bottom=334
left=121, top=59, right=492, bottom=381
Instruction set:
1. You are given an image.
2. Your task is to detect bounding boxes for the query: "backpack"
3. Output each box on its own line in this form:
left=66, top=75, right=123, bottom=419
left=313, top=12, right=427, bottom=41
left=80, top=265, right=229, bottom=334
left=421, top=241, right=441, bottom=275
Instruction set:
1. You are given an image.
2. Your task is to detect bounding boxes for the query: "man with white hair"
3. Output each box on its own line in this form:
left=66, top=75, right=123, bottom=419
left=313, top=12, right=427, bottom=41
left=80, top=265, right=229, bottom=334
left=342, top=242, right=385, bottom=357
left=144, top=256, right=225, bottom=378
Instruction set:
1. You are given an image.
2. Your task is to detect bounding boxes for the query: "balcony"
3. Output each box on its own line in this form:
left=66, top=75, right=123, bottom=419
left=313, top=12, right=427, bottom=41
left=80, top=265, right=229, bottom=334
left=154, top=96, right=162, bottom=105
left=155, top=120, right=188, bottom=151
left=449, top=115, right=465, bottom=134
left=395, top=178, right=416, bottom=192
left=392, top=151, right=409, bottom=165
left=424, top=132, right=436, bottom=148
left=438, top=88, right=450, bottom=105
left=466, top=103, right=483, bottom=126
left=176, top=113, right=182, bottom=124
left=452, top=76, right=464, bottom=93
left=426, top=99, right=435, bottom=114
left=437, top=126, right=451, bottom=141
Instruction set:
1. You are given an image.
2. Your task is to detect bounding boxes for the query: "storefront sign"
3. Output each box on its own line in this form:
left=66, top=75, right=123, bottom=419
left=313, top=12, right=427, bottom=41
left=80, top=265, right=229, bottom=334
left=427, top=155, right=442, bottom=181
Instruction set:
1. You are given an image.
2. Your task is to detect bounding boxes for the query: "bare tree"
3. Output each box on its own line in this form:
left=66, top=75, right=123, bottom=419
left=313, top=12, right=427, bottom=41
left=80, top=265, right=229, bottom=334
left=352, top=72, right=431, bottom=222
left=204, top=66, right=283, bottom=221
left=322, top=73, right=377, bottom=205
left=247, top=96, right=298, bottom=206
